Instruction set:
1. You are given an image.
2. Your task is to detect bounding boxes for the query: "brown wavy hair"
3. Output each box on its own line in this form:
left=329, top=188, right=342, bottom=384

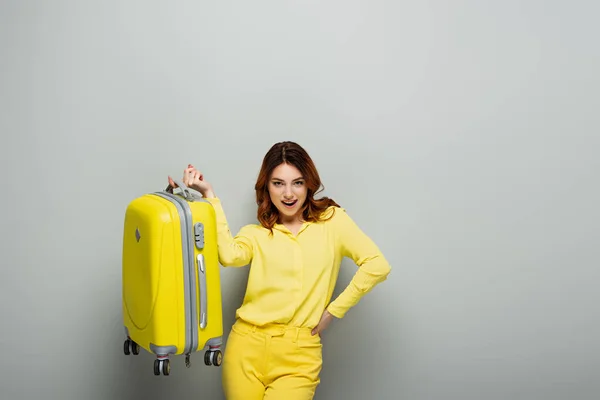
left=255, top=141, right=340, bottom=232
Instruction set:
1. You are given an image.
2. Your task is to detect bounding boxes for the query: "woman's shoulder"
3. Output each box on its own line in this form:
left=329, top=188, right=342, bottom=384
left=238, top=222, right=265, bottom=235
left=319, top=205, right=348, bottom=223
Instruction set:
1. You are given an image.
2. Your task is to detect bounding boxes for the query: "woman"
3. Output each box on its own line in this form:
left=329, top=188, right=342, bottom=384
left=168, top=141, right=391, bottom=400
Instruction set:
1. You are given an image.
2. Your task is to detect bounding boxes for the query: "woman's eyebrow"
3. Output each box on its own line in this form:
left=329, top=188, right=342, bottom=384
left=271, top=177, right=304, bottom=181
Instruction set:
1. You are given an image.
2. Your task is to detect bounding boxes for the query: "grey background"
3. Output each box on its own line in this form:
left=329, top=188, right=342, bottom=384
left=1, top=1, right=598, bottom=399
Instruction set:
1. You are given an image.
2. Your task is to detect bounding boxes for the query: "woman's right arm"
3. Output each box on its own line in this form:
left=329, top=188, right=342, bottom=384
left=204, top=197, right=254, bottom=267
left=168, top=165, right=254, bottom=267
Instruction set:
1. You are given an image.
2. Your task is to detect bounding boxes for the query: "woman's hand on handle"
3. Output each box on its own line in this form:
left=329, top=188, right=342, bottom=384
left=168, top=164, right=215, bottom=198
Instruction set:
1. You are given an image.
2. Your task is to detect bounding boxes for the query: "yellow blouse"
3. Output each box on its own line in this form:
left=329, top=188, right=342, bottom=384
left=205, top=197, right=391, bottom=328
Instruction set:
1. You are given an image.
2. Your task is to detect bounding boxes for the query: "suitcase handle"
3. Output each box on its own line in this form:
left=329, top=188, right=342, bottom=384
left=197, top=254, right=208, bottom=329
left=165, top=178, right=193, bottom=201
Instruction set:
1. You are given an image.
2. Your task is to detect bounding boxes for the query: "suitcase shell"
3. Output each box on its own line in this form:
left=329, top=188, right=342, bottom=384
left=122, top=184, right=223, bottom=375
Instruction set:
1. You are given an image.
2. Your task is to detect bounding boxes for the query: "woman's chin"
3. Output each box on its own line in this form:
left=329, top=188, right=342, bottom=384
left=278, top=207, right=300, bottom=220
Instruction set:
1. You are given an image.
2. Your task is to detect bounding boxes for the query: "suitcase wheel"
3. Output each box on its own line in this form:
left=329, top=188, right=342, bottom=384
left=154, top=358, right=171, bottom=376
left=204, top=350, right=222, bottom=367
left=123, top=339, right=140, bottom=356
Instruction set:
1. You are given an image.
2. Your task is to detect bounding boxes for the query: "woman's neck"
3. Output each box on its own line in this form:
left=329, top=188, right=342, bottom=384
left=279, top=213, right=303, bottom=227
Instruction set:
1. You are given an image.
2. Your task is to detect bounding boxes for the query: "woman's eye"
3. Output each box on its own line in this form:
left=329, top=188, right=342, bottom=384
left=295, top=181, right=304, bottom=186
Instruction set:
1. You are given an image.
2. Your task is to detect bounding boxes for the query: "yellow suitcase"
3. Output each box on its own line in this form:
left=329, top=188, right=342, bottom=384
left=121, top=179, right=223, bottom=376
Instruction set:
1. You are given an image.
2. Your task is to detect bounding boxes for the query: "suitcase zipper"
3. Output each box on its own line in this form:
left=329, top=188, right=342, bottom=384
left=177, top=195, right=198, bottom=357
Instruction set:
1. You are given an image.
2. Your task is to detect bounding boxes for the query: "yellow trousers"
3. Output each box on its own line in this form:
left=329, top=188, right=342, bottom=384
left=222, top=318, right=323, bottom=400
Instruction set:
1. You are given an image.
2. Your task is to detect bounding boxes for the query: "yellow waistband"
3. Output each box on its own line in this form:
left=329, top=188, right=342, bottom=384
left=233, top=318, right=315, bottom=341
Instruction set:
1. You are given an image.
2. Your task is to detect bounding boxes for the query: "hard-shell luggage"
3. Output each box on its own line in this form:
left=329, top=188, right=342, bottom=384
left=121, top=179, right=223, bottom=376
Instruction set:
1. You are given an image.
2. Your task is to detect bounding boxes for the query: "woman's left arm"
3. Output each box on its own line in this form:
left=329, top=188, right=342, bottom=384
left=326, top=208, right=392, bottom=319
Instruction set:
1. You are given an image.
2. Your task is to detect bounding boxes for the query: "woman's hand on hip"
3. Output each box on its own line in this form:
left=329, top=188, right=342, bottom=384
left=311, top=309, right=336, bottom=336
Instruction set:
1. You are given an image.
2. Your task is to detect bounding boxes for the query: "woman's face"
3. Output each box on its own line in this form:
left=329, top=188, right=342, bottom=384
left=268, top=162, right=307, bottom=223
